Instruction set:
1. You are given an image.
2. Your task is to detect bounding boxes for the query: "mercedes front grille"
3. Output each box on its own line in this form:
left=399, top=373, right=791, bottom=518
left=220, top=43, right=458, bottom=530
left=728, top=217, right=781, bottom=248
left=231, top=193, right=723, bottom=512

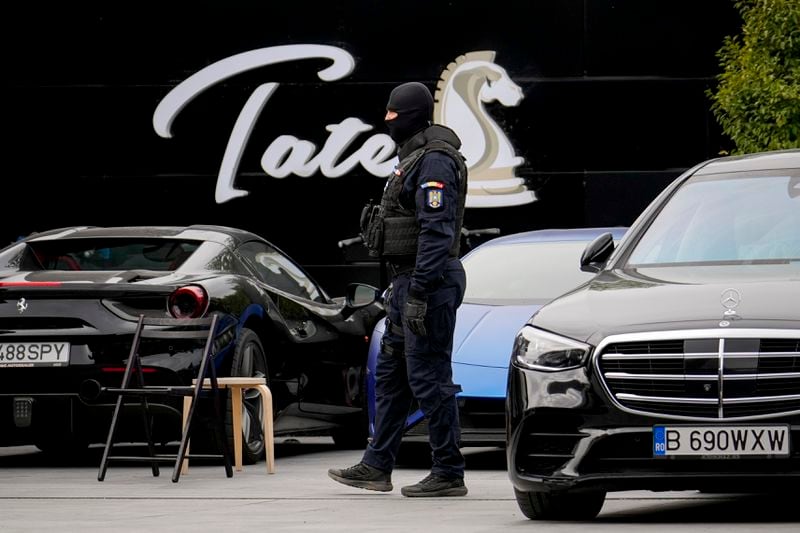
left=595, top=329, right=800, bottom=420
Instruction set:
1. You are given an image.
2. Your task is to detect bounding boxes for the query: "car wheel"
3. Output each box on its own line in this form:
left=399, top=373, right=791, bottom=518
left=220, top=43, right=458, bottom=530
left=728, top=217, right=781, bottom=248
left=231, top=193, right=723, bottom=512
left=330, top=372, right=368, bottom=450
left=226, top=327, right=270, bottom=465
left=513, top=488, right=606, bottom=520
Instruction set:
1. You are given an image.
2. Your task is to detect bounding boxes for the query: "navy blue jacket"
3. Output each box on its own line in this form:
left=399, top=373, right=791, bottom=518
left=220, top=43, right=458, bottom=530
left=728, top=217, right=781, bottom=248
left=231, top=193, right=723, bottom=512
left=399, top=150, right=463, bottom=300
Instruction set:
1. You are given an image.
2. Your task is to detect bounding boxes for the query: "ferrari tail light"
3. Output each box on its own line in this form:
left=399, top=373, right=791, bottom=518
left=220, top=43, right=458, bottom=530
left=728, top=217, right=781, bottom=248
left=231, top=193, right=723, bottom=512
left=168, top=285, right=209, bottom=319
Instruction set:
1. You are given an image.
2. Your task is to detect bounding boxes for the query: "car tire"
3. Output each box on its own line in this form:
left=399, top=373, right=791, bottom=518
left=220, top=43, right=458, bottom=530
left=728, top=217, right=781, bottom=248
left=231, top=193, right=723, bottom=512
left=330, top=372, right=369, bottom=450
left=513, top=488, right=606, bottom=520
left=225, top=327, right=270, bottom=465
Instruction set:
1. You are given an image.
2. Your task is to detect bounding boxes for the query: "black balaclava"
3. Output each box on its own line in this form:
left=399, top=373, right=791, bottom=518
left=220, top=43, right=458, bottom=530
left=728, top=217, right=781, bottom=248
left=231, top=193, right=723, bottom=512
left=385, top=82, right=433, bottom=145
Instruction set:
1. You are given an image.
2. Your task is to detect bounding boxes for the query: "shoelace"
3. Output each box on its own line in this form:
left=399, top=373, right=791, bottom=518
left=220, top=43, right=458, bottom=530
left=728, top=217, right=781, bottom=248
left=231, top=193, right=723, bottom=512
left=417, top=473, right=441, bottom=486
left=343, top=463, right=372, bottom=476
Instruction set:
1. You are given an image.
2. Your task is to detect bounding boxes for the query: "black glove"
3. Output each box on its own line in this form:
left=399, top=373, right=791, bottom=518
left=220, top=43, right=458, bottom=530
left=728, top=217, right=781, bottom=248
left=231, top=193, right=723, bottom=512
left=404, top=296, right=428, bottom=337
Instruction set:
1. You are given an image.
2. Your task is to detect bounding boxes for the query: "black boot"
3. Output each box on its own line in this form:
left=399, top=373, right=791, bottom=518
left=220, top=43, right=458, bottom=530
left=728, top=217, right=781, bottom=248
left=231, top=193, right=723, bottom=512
left=327, top=462, right=393, bottom=492
left=401, top=473, right=468, bottom=497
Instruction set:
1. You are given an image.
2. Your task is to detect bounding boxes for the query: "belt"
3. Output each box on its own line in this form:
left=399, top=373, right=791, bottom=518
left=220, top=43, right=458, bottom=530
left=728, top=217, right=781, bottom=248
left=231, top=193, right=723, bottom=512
left=387, top=261, right=414, bottom=277
left=389, top=321, right=404, bottom=336
left=381, top=342, right=404, bottom=358
left=387, top=256, right=460, bottom=280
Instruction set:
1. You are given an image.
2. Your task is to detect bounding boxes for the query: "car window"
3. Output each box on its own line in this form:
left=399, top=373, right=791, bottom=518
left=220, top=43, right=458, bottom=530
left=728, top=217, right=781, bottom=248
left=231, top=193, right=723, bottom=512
left=11, top=239, right=200, bottom=271
left=627, top=171, right=800, bottom=266
left=0, top=242, right=26, bottom=269
left=463, top=241, right=600, bottom=302
left=238, top=241, right=324, bottom=302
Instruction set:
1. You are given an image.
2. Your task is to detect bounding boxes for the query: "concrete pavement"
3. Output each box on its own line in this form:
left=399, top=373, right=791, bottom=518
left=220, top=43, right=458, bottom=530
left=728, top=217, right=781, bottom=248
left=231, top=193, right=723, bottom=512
left=0, top=439, right=797, bottom=532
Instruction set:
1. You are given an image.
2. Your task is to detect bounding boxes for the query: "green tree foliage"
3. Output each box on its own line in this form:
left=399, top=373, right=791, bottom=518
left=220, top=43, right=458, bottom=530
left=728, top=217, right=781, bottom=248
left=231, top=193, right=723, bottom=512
left=708, top=0, right=800, bottom=153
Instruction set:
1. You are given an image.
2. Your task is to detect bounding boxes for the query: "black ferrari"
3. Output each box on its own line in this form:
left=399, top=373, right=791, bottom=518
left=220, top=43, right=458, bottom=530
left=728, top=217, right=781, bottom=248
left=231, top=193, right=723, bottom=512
left=0, top=225, right=383, bottom=461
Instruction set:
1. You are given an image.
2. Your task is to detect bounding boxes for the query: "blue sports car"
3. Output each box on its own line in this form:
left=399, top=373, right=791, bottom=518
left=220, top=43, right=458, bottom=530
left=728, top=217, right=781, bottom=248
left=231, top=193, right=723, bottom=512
left=365, top=227, right=628, bottom=446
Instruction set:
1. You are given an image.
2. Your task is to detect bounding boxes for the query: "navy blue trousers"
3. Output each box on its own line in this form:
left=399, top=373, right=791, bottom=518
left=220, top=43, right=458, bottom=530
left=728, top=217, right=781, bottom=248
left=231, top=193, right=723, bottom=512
left=362, top=258, right=466, bottom=478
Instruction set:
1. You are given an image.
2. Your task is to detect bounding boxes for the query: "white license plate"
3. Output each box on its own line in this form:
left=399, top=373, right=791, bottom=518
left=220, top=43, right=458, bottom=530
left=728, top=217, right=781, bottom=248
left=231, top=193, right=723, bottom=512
left=653, top=425, right=790, bottom=457
left=0, top=342, right=70, bottom=367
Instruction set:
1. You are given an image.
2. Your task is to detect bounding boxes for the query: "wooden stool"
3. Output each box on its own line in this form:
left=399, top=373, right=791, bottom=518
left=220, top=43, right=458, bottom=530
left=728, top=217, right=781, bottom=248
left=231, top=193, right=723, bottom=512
left=182, top=377, right=275, bottom=474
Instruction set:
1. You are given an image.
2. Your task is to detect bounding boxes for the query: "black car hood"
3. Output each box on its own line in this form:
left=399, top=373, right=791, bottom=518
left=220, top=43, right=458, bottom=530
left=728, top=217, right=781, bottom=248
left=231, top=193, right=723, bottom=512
left=531, top=264, right=800, bottom=345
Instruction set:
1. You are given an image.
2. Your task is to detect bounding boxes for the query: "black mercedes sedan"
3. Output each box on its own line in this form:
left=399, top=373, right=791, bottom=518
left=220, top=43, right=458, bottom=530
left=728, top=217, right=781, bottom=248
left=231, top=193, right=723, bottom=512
left=507, top=149, right=800, bottom=520
left=0, top=225, right=383, bottom=460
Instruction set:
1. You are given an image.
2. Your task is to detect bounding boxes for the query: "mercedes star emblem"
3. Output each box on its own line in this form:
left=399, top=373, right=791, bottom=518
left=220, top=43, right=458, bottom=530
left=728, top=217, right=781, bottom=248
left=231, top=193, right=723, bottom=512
left=17, top=298, right=28, bottom=314
left=721, top=288, right=741, bottom=311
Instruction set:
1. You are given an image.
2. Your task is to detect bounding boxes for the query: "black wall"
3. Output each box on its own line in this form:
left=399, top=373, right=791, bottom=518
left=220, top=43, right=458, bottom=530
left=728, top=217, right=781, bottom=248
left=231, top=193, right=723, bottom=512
left=4, top=1, right=740, bottom=291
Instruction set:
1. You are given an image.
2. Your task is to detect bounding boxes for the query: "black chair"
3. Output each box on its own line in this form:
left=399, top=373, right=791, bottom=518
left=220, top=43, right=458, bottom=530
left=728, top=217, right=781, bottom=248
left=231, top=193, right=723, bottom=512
left=96, top=314, right=233, bottom=482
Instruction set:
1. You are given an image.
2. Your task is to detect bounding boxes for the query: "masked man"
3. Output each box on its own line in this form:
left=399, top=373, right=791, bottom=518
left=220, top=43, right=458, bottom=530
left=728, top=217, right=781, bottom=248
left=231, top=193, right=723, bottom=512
left=328, top=81, right=469, bottom=497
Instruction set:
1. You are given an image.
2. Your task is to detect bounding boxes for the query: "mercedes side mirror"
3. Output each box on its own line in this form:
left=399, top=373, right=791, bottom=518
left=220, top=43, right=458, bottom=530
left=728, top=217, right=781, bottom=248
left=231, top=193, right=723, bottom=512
left=580, top=232, right=615, bottom=273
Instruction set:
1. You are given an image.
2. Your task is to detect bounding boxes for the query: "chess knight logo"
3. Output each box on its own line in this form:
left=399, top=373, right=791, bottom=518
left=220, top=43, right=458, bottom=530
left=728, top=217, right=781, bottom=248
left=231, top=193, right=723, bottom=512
left=434, top=51, right=535, bottom=207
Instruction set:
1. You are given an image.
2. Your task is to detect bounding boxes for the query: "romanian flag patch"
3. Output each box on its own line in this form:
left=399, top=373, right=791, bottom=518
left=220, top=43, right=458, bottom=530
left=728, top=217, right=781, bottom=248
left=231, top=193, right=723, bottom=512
left=421, top=181, right=445, bottom=189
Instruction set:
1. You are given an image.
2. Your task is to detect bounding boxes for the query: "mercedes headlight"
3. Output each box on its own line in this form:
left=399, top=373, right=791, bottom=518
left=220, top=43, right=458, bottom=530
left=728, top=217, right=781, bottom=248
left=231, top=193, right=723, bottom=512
left=512, top=326, right=591, bottom=371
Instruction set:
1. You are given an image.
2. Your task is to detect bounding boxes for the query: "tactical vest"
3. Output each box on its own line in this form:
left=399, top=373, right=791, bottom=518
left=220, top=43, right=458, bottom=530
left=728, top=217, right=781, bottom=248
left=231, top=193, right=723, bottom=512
left=378, top=139, right=468, bottom=257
